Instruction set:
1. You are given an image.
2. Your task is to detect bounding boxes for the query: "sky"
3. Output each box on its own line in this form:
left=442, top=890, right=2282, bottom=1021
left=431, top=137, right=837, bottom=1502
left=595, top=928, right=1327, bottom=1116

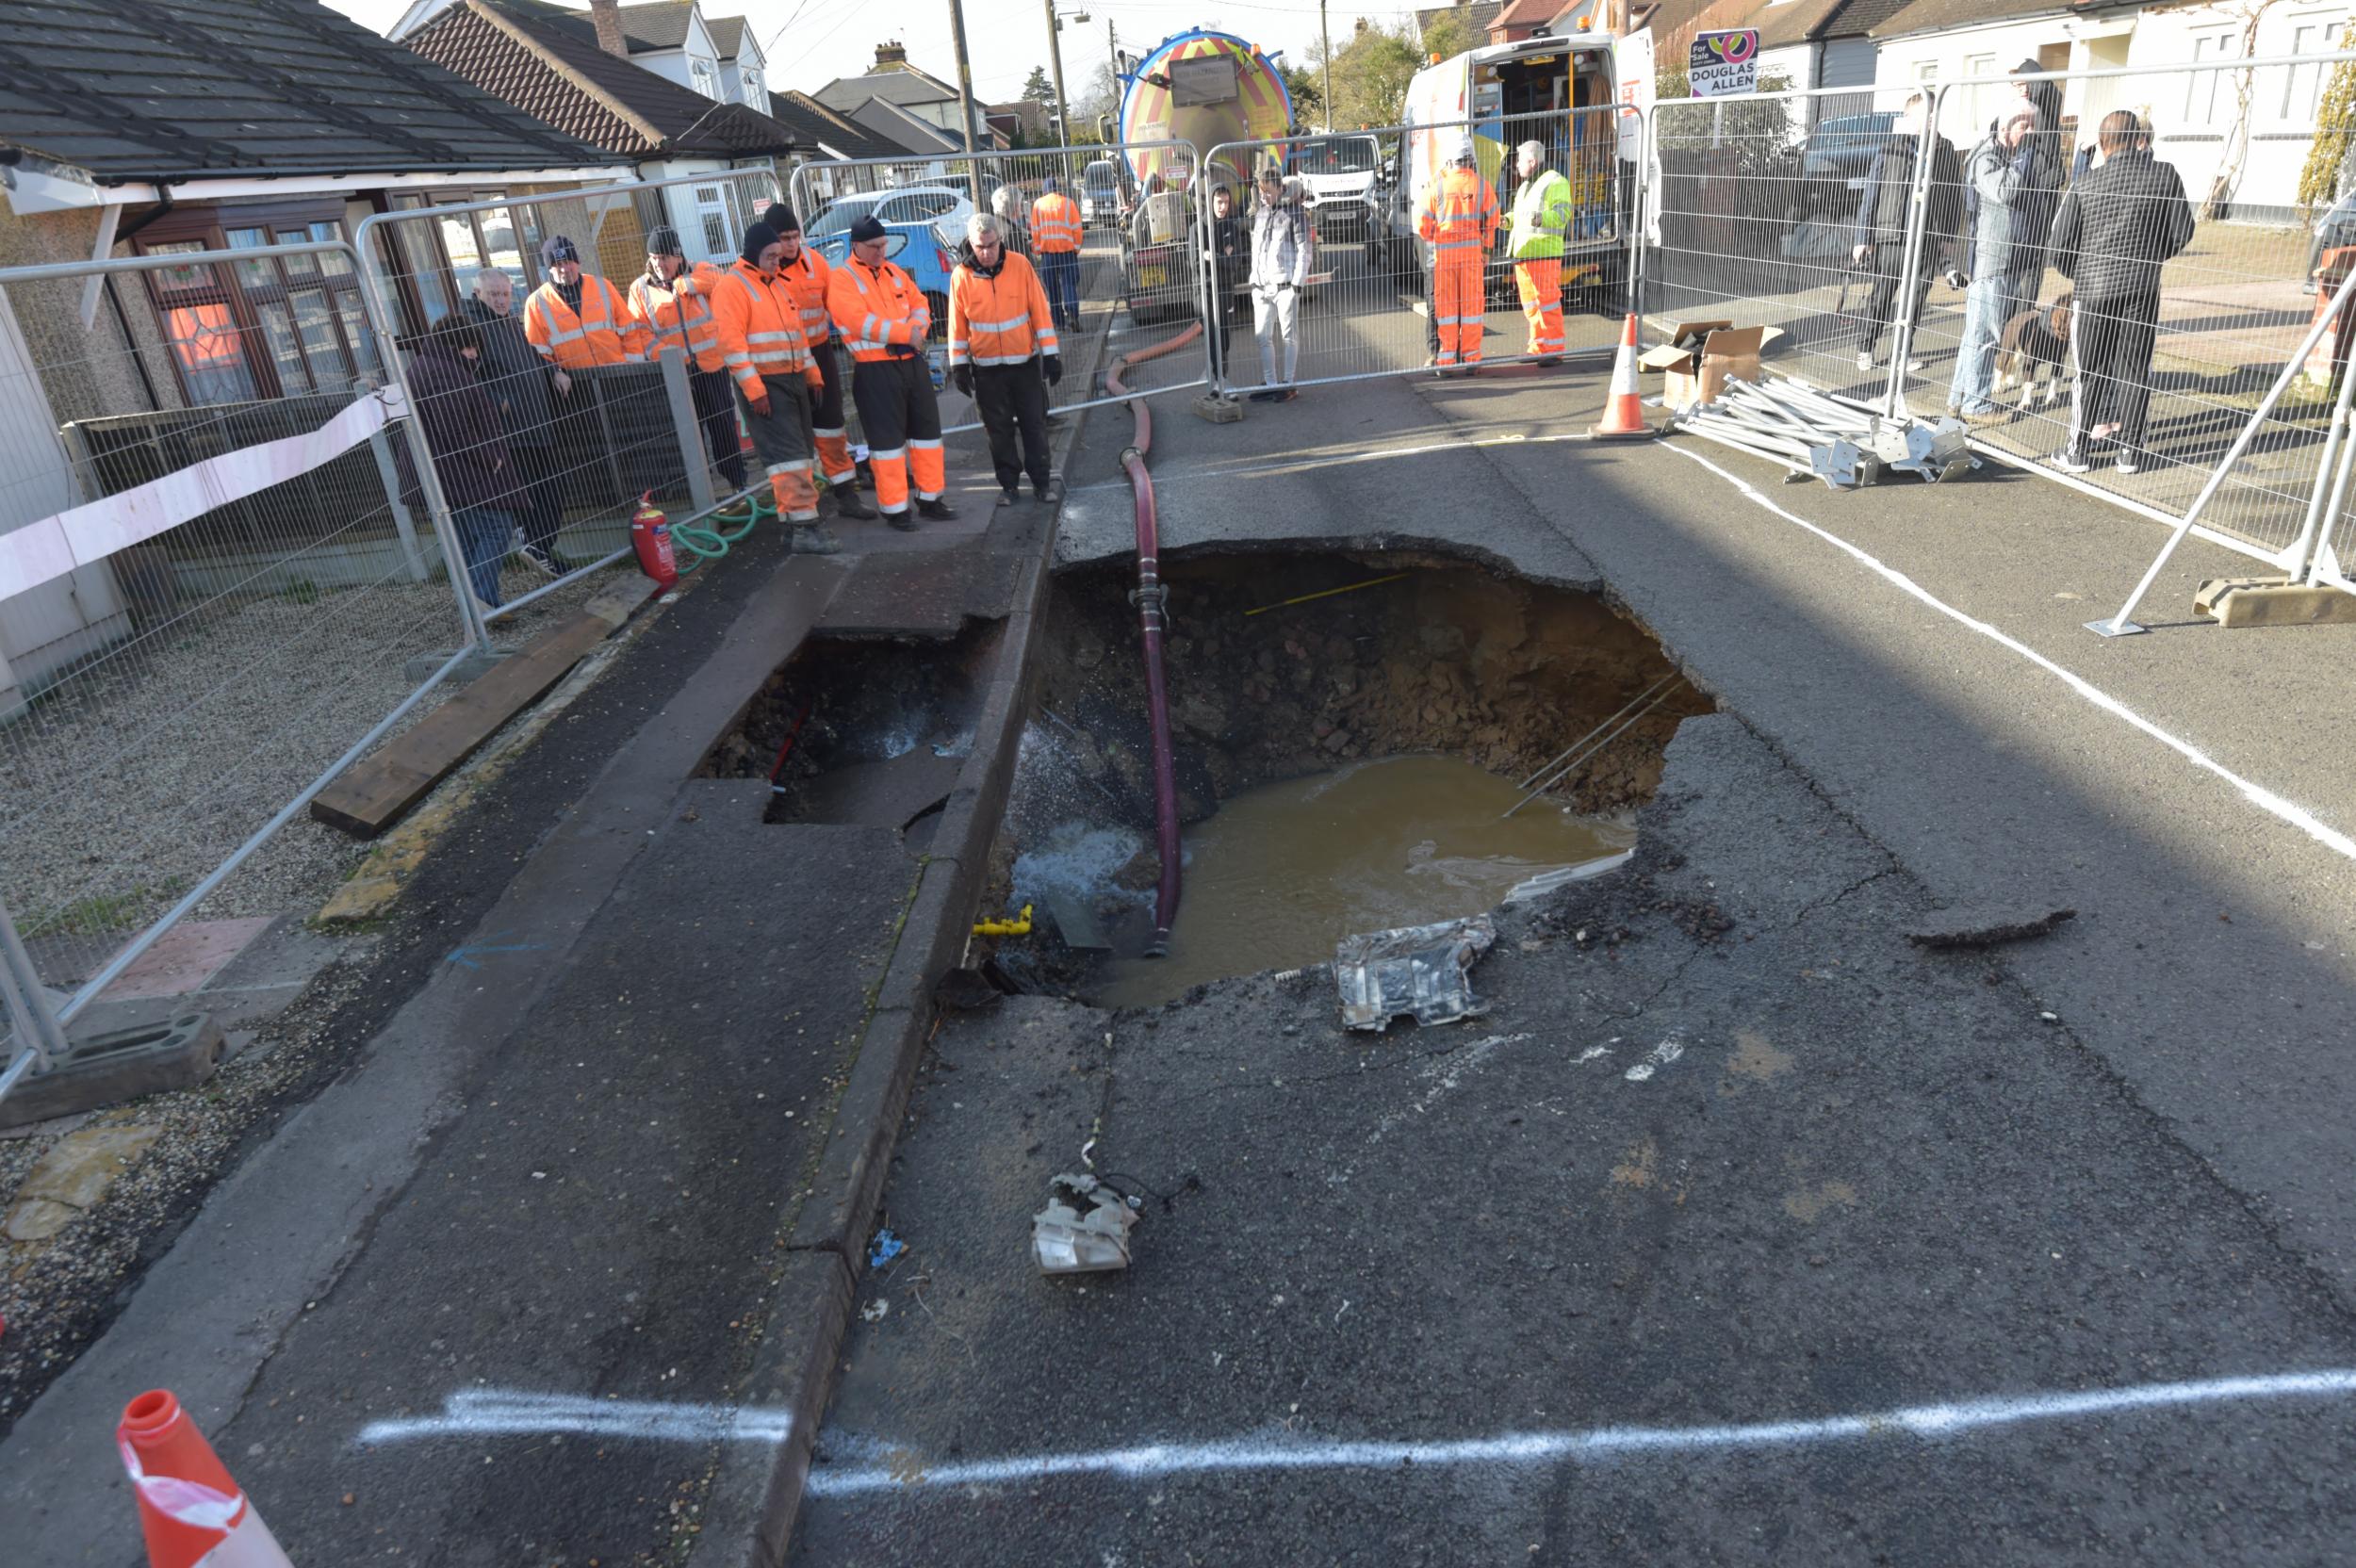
left=323, top=0, right=1410, bottom=110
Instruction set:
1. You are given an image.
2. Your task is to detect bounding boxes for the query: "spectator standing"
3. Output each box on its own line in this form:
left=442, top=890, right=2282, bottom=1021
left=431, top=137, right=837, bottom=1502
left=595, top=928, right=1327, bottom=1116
left=948, top=213, right=1062, bottom=508
left=460, top=269, right=574, bottom=576
left=758, top=203, right=875, bottom=519
left=709, top=221, right=839, bottom=553
left=1249, top=170, right=1311, bottom=401
left=1950, top=106, right=2061, bottom=422
left=990, top=185, right=1033, bottom=257
left=628, top=226, right=750, bottom=504
left=523, top=235, right=647, bottom=368
left=2046, top=109, right=2196, bottom=474
left=828, top=215, right=957, bottom=527
left=1202, top=183, right=1247, bottom=392
left=407, top=315, right=519, bottom=612
left=1031, top=177, right=1084, bottom=335
left=1850, top=92, right=1964, bottom=373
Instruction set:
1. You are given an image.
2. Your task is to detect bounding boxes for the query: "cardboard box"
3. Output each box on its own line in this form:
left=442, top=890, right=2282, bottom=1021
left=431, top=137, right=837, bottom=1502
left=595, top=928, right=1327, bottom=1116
left=1639, top=319, right=1783, bottom=410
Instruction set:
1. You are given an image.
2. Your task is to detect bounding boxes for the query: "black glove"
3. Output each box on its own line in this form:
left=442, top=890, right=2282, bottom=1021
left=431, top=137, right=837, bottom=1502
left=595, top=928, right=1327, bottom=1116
left=953, top=363, right=973, bottom=397
left=1043, top=354, right=1063, bottom=387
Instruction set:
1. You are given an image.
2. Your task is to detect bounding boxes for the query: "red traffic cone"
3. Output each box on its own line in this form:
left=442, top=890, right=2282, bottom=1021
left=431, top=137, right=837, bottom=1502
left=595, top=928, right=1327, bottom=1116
left=118, top=1389, right=294, bottom=1568
left=1589, top=312, right=1656, bottom=441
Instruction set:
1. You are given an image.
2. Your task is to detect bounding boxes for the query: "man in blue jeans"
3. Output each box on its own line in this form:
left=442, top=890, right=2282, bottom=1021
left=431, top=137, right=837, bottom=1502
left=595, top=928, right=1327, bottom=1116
left=407, top=316, right=521, bottom=612
left=1950, top=103, right=2060, bottom=422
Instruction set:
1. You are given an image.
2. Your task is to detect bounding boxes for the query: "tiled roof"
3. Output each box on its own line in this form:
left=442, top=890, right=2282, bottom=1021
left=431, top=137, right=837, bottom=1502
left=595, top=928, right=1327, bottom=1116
left=615, top=0, right=691, bottom=49
left=770, top=90, right=899, bottom=159
left=407, top=0, right=797, bottom=158
left=815, top=70, right=955, bottom=112
left=704, top=14, right=746, bottom=57
left=0, top=0, right=610, bottom=183
left=1823, top=0, right=1923, bottom=39
left=1415, top=2, right=1504, bottom=41
left=1755, top=0, right=1848, bottom=50
left=1870, top=0, right=2136, bottom=38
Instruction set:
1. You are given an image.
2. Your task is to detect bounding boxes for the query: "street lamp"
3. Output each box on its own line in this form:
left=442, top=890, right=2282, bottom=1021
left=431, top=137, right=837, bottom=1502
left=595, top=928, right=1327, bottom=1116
left=1046, top=3, right=1089, bottom=144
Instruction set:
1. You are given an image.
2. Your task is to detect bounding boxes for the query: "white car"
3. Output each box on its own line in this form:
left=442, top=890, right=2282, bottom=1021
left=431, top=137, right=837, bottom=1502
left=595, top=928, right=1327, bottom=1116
left=806, top=185, right=975, bottom=247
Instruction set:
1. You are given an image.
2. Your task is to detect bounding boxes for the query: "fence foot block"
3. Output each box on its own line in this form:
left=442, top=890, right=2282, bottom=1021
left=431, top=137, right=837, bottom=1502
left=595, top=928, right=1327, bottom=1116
left=0, top=1014, right=224, bottom=1131
left=2193, top=577, right=2356, bottom=629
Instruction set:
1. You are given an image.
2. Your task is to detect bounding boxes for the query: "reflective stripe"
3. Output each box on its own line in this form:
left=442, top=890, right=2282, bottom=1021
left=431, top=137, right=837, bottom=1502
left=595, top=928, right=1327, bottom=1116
left=908, top=438, right=942, bottom=450
left=812, top=425, right=846, bottom=437
left=971, top=351, right=1035, bottom=366
left=545, top=326, right=586, bottom=344
left=966, top=314, right=1029, bottom=333
left=724, top=351, right=752, bottom=364
left=764, top=460, right=811, bottom=475
left=869, top=445, right=907, bottom=460
left=745, top=330, right=798, bottom=343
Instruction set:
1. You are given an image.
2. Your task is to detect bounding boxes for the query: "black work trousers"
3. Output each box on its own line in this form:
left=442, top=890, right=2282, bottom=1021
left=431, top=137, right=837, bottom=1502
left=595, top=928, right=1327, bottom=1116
left=688, top=365, right=746, bottom=490
left=1855, top=242, right=1934, bottom=359
left=509, top=441, right=565, bottom=554
left=2070, top=290, right=2161, bottom=452
left=973, top=360, right=1051, bottom=491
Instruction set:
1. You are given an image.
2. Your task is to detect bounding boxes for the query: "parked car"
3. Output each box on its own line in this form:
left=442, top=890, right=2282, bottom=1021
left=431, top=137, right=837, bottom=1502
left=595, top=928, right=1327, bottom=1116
left=1285, top=134, right=1382, bottom=240
left=1080, top=158, right=1123, bottom=227
left=1799, top=111, right=1897, bottom=187
left=807, top=185, right=973, bottom=244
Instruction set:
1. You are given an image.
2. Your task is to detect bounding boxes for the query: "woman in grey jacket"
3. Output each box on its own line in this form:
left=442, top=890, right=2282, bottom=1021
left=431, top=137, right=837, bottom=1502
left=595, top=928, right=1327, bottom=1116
left=1249, top=172, right=1311, bottom=401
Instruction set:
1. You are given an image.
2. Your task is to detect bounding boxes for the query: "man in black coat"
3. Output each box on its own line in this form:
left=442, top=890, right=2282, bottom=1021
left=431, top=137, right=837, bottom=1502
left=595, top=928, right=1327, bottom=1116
left=460, top=270, right=575, bottom=575
left=407, top=315, right=520, bottom=612
left=1850, top=91, right=1966, bottom=373
left=2046, top=109, right=2196, bottom=474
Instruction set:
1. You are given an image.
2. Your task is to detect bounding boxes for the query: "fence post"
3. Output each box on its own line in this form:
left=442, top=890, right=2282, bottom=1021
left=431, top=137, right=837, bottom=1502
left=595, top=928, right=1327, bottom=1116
left=368, top=427, right=431, bottom=582
left=0, top=893, right=71, bottom=1104
left=1883, top=84, right=1945, bottom=416
left=1630, top=105, right=1655, bottom=325
left=2288, top=360, right=2356, bottom=584
left=658, top=345, right=716, bottom=516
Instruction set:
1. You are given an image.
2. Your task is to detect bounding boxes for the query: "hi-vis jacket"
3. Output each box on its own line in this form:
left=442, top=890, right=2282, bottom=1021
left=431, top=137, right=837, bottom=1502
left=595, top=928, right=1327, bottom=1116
left=707, top=259, right=820, bottom=401
left=628, top=270, right=724, bottom=373
left=777, top=247, right=836, bottom=350
left=1507, top=168, right=1575, bottom=261
left=826, top=256, right=931, bottom=363
left=1030, top=192, right=1083, bottom=253
left=523, top=275, right=647, bottom=368
left=1418, top=166, right=1499, bottom=255
left=947, top=248, right=1058, bottom=368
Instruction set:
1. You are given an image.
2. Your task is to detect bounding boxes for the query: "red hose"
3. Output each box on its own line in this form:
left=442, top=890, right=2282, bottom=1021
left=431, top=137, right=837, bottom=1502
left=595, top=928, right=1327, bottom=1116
left=1104, top=321, right=1203, bottom=954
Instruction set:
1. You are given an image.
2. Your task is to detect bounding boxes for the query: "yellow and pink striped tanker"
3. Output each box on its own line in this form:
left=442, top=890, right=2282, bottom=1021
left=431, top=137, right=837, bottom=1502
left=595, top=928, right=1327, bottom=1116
left=1115, top=28, right=1295, bottom=199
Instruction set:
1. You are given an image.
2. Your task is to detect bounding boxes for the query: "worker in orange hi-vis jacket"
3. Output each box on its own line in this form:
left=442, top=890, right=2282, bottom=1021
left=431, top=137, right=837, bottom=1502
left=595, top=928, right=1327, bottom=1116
left=707, top=220, right=839, bottom=554
left=522, top=234, right=647, bottom=368
left=1029, top=176, right=1084, bottom=334
left=627, top=225, right=748, bottom=498
left=1417, top=139, right=1498, bottom=376
left=827, top=215, right=957, bottom=530
left=758, top=201, right=874, bottom=518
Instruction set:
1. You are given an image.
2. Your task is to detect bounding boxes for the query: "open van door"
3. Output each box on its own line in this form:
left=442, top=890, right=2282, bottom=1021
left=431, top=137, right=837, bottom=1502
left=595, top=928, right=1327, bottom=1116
left=1614, top=26, right=1653, bottom=162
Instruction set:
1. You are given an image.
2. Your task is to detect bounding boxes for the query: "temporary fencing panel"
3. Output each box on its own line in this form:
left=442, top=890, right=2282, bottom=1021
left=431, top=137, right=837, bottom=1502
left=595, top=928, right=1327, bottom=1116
left=789, top=141, right=1208, bottom=431
left=352, top=167, right=784, bottom=608
left=1644, top=55, right=2356, bottom=577
left=0, top=240, right=486, bottom=1070
left=1202, top=106, right=1640, bottom=395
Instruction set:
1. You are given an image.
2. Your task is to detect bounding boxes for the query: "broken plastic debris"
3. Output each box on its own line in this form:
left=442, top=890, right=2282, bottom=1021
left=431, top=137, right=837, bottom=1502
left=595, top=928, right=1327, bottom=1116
left=867, top=1228, right=906, bottom=1269
left=859, top=1298, right=889, bottom=1323
left=1333, top=915, right=1496, bottom=1031
left=1032, top=1172, right=1139, bottom=1274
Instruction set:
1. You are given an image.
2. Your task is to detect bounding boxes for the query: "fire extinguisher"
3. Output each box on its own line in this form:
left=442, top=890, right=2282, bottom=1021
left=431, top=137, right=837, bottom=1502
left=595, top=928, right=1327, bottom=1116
left=630, top=491, right=678, bottom=590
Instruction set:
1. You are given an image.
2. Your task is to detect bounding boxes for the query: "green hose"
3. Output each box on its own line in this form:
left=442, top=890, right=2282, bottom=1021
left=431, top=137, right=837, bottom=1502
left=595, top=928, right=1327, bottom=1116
left=668, top=488, right=772, bottom=571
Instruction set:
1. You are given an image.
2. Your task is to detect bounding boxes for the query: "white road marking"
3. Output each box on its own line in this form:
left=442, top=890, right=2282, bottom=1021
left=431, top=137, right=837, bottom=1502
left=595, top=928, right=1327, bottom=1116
left=1666, top=444, right=2356, bottom=863
left=803, top=1368, right=2356, bottom=1497
left=353, top=1390, right=793, bottom=1447
left=1623, top=1036, right=1686, bottom=1082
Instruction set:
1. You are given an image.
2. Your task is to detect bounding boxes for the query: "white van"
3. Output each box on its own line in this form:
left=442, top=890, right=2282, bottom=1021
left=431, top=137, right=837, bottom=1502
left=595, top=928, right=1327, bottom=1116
left=1396, top=29, right=1653, bottom=304
left=1080, top=158, right=1121, bottom=228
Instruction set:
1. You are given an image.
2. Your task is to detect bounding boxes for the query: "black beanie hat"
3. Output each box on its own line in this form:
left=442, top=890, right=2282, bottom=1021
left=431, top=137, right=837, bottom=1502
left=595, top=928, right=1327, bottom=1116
left=646, top=224, right=683, bottom=257
left=759, top=202, right=800, bottom=235
left=740, top=221, right=779, bottom=267
left=848, top=214, right=888, bottom=244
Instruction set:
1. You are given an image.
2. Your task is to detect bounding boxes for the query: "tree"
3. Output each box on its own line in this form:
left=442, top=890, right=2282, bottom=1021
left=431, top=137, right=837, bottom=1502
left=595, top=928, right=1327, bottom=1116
left=2299, top=57, right=2356, bottom=211
left=1420, top=9, right=1468, bottom=65
left=1022, top=66, right=1055, bottom=105
left=1306, top=19, right=1423, bottom=128
left=2199, top=0, right=2286, bottom=221
left=1282, top=62, right=1323, bottom=128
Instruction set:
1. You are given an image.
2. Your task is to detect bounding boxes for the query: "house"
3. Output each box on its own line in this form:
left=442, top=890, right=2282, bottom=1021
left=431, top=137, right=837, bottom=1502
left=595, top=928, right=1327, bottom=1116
left=1416, top=1, right=1508, bottom=55
left=988, top=100, right=1054, bottom=146
left=0, top=0, right=624, bottom=712
left=1870, top=0, right=2347, bottom=216
left=404, top=0, right=804, bottom=263
left=813, top=42, right=1006, bottom=151
left=391, top=0, right=770, bottom=114
left=1748, top=0, right=1917, bottom=117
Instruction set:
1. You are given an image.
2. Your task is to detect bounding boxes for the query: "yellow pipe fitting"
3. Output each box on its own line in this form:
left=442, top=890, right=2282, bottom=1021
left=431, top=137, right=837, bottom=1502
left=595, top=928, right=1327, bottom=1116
left=973, top=903, right=1034, bottom=937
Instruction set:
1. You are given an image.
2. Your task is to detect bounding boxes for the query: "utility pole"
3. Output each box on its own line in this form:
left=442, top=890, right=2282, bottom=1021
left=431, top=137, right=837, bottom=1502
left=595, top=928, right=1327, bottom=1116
left=946, top=0, right=983, bottom=195
left=1043, top=0, right=1072, bottom=146
left=1319, top=0, right=1333, bottom=132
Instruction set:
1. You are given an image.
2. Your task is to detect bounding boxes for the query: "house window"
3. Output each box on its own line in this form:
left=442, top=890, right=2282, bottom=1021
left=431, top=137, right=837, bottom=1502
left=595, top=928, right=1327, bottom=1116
left=694, top=185, right=733, bottom=256
left=389, top=194, right=540, bottom=326
left=138, top=211, right=377, bottom=404
left=2281, top=19, right=2347, bottom=121
left=2185, top=30, right=2238, bottom=123
left=741, top=66, right=764, bottom=106
left=691, top=57, right=720, bottom=99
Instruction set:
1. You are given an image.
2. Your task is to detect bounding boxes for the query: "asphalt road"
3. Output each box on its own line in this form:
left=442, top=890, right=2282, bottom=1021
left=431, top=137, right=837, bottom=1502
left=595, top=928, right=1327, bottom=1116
left=794, top=240, right=2356, bottom=1561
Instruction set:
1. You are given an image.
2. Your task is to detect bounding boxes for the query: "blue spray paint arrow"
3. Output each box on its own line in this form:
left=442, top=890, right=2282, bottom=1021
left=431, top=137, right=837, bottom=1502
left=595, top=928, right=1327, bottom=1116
left=446, top=935, right=547, bottom=970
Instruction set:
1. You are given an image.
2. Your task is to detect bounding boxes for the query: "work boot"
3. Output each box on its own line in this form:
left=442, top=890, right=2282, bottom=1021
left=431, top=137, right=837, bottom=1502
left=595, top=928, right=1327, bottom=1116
left=915, top=496, right=959, bottom=522
left=1033, top=476, right=1062, bottom=504
left=885, top=508, right=920, bottom=531
left=997, top=485, right=1020, bottom=508
left=793, top=524, right=843, bottom=555
left=829, top=482, right=876, bottom=519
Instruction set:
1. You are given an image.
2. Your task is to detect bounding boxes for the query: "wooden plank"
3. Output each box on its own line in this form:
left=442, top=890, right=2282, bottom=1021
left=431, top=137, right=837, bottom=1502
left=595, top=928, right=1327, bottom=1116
left=310, top=579, right=657, bottom=840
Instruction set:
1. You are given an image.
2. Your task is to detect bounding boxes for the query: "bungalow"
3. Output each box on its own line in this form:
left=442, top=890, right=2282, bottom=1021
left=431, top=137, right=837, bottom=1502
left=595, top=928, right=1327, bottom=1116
left=813, top=42, right=1007, bottom=153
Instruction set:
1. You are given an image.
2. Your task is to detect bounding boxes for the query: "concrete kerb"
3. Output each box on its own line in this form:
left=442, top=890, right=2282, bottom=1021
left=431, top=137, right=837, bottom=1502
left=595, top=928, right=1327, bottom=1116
left=693, top=317, right=1120, bottom=1567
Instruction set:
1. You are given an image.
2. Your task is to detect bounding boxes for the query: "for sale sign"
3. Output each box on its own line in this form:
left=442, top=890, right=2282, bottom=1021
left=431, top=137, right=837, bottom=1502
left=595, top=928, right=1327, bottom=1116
left=1688, top=29, right=1760, bottom=97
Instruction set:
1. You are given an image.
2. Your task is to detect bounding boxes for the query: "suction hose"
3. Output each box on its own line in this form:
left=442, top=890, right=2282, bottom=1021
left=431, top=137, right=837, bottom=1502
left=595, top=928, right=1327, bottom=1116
left=1103, top=321, right=1203, bottom=956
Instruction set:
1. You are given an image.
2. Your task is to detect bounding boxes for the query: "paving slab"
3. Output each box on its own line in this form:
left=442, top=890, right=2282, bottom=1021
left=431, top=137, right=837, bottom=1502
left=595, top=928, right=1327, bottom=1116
left=813, top=546, right=1028, bottom=639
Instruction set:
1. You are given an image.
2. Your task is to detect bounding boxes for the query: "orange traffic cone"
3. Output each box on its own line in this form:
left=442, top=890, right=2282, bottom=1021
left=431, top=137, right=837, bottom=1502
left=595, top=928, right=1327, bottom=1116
left=118, top=1389, right=294, bottom=1568
left=1588, top=313, right=1656, bottom=441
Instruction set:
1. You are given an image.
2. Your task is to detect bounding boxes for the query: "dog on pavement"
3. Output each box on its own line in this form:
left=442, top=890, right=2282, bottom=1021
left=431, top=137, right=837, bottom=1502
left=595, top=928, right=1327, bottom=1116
left=1992, top=293, right=2071, bottom=409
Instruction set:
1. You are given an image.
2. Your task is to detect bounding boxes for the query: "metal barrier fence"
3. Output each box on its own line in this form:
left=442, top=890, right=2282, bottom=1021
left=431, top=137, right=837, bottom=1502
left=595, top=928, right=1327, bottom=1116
left=0, top=239, right=483, bottom=1094
left=788, top=140, right=1206, bottom=434
left=352, top=167, right=784, bottom=607
left=1645, top=54, right=2356, bottom=577
left=1204, top=107, right=1640, bottom=396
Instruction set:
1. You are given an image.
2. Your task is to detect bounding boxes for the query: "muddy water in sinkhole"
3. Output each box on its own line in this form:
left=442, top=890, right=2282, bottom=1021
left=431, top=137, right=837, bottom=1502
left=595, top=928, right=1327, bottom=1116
left=1086, top=755, right=1633, bottom=1008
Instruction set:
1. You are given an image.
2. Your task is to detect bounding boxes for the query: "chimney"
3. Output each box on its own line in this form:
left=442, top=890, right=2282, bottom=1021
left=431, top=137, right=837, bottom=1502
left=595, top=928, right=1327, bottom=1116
left=588, top=0, right=628, bottom=57
left=1353, top=16, right=1367, bottom=31
left=873, top=40, right=908, bottom=72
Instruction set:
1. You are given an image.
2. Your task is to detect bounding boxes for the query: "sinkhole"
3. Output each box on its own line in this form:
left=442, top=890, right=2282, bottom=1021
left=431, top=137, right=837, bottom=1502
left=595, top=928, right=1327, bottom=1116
left=987, top=550, right=1711, bottom=1008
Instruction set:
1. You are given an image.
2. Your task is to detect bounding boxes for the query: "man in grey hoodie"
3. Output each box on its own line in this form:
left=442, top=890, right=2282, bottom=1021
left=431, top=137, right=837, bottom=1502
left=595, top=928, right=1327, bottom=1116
left=1949, top=101, right=2061, bottom=420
